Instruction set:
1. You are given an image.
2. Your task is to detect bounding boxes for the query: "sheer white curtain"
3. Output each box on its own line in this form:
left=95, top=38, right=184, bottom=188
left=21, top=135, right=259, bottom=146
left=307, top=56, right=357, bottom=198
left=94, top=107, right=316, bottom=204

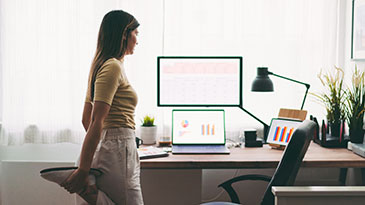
left=163, top=0, right=342, bottom=129
left=0, top=0, right=163, bottom=145
left=0, top=0, right=342, bottom=145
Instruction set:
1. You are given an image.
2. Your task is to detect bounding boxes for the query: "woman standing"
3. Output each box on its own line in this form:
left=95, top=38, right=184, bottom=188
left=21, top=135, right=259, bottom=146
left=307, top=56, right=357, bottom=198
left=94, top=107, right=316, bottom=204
left=61, top=10, right=143, bottom=204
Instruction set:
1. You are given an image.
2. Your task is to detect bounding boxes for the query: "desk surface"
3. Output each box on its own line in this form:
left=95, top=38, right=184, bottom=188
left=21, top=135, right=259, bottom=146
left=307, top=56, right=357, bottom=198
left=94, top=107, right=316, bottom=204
left=140, top=142, right=365, bottom=169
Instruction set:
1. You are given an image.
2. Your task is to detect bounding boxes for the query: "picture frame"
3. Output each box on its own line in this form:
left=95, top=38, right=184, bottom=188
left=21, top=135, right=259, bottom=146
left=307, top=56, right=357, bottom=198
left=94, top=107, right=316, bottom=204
left=352, top=0, right=365, bottom=60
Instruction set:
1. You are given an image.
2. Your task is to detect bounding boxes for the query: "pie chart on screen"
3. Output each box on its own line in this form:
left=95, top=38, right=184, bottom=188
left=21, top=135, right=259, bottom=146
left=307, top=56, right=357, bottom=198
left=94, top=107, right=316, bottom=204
left=181, top=120, right=189, bottom=128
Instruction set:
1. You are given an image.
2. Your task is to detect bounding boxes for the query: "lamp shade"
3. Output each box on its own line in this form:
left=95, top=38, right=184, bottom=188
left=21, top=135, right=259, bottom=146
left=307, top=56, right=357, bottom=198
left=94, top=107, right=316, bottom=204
left=251, top=67, right=274, bottom=92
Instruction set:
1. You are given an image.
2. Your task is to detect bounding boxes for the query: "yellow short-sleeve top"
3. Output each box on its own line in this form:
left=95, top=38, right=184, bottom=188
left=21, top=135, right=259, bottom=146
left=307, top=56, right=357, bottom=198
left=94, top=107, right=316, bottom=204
left=85, top=58, right=138, bottom=129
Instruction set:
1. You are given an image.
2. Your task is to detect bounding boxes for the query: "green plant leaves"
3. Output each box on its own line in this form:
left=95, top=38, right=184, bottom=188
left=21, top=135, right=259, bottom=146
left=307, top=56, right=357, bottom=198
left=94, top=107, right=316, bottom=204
left=141, top=115, right=155, bottom=126
left=313, top=66, right=346, bottom=124
left=344, top=65, right=365, bottom=132
left=313, top=65, right=365, bottom=133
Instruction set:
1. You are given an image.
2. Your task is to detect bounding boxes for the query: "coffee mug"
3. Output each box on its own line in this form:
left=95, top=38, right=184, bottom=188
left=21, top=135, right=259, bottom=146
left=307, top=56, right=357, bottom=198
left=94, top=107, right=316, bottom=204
left=135, top=137, right=143, bottom=148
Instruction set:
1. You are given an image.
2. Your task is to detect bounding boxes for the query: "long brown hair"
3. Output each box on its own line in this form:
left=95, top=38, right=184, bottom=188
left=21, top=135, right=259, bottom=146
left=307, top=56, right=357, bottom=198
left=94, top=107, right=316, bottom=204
left=88, top=10, right=139, bottom=101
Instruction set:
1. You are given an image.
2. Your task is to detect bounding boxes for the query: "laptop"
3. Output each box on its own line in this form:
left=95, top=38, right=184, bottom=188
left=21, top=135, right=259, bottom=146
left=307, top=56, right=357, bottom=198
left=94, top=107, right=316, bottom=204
left=171, top=109, right=230, bottom=154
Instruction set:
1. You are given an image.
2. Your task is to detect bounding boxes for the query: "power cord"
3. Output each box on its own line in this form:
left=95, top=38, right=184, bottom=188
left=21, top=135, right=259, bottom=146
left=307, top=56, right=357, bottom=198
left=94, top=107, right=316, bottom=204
left=201, top=169, right=241, bottom=203
left=226, top=138, right=241, bottom=148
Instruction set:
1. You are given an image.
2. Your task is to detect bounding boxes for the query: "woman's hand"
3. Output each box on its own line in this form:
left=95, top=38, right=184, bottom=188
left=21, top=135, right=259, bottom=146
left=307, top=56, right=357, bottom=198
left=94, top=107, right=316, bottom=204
left=61, top=168, right=89, bottom=194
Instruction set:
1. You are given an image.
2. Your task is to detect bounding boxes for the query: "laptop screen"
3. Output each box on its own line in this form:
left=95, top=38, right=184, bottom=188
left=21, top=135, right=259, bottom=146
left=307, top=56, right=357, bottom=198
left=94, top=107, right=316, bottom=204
left=172, top=110, right=226, bottom=145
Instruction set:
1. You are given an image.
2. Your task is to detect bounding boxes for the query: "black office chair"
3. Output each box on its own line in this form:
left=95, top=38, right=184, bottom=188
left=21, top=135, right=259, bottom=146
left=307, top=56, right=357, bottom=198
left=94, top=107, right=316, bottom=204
left=202, top=120, right=316, bottom=205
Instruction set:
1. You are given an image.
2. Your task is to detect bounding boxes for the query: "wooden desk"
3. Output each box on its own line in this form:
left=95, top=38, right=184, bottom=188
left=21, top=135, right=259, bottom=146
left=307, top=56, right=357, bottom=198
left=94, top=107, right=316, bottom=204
left=140, top=142, right=365, bottom=205
left=141, top=142, right=365, bottom=169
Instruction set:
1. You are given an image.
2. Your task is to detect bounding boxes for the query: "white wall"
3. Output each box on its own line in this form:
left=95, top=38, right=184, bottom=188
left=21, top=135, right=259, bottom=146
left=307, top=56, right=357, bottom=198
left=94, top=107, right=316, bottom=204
left=1, top=161, right=77, bottom=205
left=0, top=144, right=81, bottom=205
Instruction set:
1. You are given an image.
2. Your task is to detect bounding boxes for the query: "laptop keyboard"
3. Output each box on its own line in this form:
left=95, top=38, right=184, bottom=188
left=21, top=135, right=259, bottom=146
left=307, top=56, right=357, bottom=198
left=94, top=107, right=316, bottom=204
left=173, top=145, right=230, bottom=154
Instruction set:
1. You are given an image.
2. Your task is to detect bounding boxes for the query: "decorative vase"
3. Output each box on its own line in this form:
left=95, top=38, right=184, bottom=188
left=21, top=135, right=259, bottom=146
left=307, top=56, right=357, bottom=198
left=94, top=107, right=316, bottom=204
left=140, top=126, right=157, bottom=145
left=349, top=128, right=365, bottom=144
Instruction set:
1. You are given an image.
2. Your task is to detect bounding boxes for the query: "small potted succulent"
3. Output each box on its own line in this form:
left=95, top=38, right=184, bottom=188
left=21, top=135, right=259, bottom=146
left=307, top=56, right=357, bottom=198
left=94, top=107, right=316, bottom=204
left=312, top=66, right=346, bottom=137
left=345, top=66, right=365, bottom=143
left=140, top=115, right=157, bottom=144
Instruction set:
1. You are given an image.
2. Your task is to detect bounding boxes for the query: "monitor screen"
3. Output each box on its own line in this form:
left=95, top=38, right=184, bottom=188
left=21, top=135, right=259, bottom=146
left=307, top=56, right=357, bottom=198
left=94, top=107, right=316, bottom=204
left=158, top=56, right=242, bottom=106
left=172, top=110, right=226, bottom=145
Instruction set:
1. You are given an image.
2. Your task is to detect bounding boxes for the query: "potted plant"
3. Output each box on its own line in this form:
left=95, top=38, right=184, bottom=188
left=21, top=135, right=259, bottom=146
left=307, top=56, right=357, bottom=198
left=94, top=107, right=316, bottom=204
left=312, top=66, right=346, bottom=137
left=345, top=66, right=365, bottom=143
left=140, top=115, right=157, bottom=145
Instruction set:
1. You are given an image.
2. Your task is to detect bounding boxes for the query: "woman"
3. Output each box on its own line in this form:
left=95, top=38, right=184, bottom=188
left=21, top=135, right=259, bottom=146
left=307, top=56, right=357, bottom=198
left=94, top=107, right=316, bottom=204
left=61, top=10, right=143, bottom=204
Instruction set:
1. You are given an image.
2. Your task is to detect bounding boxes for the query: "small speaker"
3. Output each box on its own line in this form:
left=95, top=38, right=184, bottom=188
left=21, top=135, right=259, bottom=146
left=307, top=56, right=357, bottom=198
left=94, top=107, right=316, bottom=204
left=245, top=139, right=263, bottom=147
left=244, top=129, right=257, bottom=142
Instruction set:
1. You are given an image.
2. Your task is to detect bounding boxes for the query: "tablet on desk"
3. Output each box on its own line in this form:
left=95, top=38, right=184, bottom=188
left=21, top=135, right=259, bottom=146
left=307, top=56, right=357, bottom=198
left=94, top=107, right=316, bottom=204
left=266, top=118, right=302, bottom=146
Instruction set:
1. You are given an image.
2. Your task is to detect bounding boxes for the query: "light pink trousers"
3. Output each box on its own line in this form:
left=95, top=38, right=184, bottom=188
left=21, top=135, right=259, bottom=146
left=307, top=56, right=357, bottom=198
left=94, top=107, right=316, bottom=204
left=76, top=127, right=144, bottom=205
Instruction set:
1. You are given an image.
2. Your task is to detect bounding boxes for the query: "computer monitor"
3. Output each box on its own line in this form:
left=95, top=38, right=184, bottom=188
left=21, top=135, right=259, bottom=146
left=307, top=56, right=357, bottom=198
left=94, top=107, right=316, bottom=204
left=157, top=56, right=242, bottom=107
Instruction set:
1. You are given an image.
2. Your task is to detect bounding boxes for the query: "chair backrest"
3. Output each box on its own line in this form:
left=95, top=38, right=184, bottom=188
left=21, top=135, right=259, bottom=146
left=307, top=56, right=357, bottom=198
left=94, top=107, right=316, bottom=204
left=260, top=120, right=316, bottom=205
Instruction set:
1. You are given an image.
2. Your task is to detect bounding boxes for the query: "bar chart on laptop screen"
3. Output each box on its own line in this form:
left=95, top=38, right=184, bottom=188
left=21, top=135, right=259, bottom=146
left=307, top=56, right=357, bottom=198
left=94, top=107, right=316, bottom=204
left=158, top=57, right=242, bottom=106
left=172, top=110, right=225, bottom=144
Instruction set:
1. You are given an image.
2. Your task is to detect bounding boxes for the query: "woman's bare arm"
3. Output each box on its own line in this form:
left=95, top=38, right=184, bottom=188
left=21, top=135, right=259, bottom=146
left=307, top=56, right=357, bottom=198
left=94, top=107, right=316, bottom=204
left=79, top=101, right=110, bottom=172
left=62, top=101, right=110, bottom=193
left=82, top=102, right=93, bottom=132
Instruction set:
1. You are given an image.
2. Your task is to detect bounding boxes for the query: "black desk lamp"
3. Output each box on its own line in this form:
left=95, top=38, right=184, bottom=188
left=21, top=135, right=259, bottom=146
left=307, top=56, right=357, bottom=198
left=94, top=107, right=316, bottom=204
left=239, top=67, right=311, bottom=142
left=251, top=67, right=310, bottom=110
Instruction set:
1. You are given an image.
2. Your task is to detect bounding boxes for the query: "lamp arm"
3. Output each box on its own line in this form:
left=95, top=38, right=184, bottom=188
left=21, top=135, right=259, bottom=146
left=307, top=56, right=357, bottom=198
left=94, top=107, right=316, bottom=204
left=269, top=72, right=310, bottom=110
left=238, top=106, right=270, bottom=142
left=269, top=72, right=309, bottom=87
left=300, top=85, right=310, bottom=110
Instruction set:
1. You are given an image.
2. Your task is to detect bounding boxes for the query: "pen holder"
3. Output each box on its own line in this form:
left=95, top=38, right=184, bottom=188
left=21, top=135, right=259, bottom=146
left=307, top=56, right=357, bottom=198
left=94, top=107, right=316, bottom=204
left=312, top=118, right=349, bottom=148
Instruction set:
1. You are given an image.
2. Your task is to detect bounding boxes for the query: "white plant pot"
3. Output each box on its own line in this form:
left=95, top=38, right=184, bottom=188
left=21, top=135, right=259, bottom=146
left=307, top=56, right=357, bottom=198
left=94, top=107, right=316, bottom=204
left=140, top=126, right=157, bottom=145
